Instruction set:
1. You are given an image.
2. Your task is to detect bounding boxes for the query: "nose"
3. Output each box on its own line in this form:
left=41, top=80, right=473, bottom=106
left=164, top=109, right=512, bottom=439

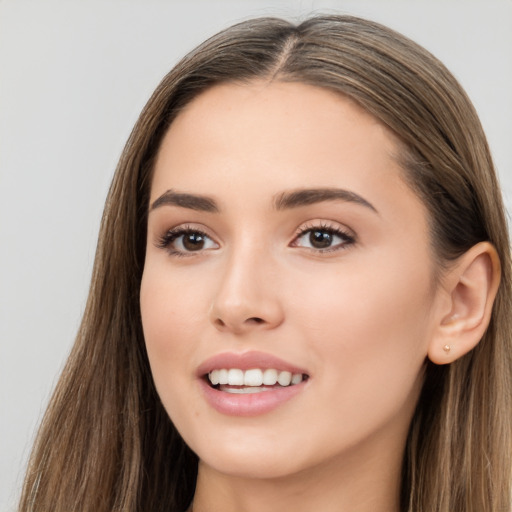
left=209, top=248, right=284, bottom=335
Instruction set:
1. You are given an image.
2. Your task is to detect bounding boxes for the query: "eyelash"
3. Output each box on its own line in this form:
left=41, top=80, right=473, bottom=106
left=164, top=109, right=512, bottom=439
left=156, top=225, right=215, bottom=257
left=155, top=222, right=356, bottom=257
left=292, top=222, right=356, bottom=253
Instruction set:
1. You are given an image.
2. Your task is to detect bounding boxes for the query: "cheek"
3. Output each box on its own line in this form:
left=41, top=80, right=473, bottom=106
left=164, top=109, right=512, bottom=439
left=140, top=262, right=208, bottom=348
left=292, top=254, right=432, bottom=341
left=289, top=255, right=433, bottom=418
left=140, top=265, right=206, bottom=398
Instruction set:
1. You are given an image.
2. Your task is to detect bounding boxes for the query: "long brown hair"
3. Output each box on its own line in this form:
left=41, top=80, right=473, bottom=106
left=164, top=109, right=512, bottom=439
left=19, top=15, right=511, bottom=512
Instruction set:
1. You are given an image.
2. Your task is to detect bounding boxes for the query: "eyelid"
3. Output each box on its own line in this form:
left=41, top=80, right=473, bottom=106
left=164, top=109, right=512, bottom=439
left=294, top=219, right=354, bottom=236
left=291, top=220, right=356, bottom=252
left=155, top=223, right=220, bottom=256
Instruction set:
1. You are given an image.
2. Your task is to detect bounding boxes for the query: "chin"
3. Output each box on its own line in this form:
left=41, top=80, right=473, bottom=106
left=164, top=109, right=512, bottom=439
left=200, top=450, right=303, bottom=480
left=189, top=427, right=309, bottom=480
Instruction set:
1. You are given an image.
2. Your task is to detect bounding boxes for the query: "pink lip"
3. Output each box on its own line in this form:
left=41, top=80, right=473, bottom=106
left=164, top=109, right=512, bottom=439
left=196, top=351, right=308, bottom=376
left=199, top=379, right=307, bottom=417
left=197, top=351, right=309, bottom=417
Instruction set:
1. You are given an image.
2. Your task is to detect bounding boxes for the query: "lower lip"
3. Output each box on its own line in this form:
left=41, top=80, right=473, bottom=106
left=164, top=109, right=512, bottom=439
left=199, top=378, right=307, bottom=417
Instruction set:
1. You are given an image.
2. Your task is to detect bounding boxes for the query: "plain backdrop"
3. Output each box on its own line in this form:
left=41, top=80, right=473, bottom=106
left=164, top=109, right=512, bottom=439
left=1, top=1, right=511, bottom=510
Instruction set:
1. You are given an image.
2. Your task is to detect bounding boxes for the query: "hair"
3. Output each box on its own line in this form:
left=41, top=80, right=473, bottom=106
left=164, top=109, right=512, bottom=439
left=19, top=15, right=511, bottom=512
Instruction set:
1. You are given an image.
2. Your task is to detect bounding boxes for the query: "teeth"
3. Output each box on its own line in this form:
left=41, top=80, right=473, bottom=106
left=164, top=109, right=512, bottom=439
left=262, top=368, right=278, bottom=385
left=218, top=369, right=228, bottom=385
left=208, top=368, right=304, bottom=388
left=209, top=370, right=220, bottom=385
left=227, top=369, right=244, bottom=386
left=277, top=371, right=292, bottom=386
left=244, top=369, right=263, bottom=386
left=291, top=373, right=303, bottom=385
left=222, top=386, right=274, bottom=394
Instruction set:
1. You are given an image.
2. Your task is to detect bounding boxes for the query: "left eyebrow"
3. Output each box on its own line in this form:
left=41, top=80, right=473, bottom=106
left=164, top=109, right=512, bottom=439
left=273, top=188, right=378, bottom=214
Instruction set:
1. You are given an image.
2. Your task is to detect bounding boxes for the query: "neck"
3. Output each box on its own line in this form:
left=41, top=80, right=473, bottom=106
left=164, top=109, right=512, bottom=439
left=190, top=437, right=404, bottom=512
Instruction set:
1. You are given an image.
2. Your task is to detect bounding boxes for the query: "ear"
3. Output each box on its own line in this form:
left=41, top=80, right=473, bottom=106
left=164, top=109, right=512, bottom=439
left=428, top=242, right=501, bottom=365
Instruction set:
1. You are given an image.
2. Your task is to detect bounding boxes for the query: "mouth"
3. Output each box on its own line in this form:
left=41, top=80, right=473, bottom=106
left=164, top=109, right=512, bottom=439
left=197, top=351, right=310, bottom=415
left=205, top=368, right=309, bottom=394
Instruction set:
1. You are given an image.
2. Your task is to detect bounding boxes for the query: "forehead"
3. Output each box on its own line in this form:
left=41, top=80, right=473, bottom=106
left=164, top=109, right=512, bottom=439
left=167, top=80, right=390, bottom=149
left=151, top=81, right=407, bottom=198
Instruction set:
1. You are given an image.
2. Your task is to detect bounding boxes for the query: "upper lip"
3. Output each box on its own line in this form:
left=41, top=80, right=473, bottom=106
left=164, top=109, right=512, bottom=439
left=196, top=351, right=309, bottom=377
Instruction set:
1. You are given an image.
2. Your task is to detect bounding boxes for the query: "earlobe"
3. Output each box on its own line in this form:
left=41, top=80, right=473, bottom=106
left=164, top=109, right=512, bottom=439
left=428, top=242, right=501, bottom=365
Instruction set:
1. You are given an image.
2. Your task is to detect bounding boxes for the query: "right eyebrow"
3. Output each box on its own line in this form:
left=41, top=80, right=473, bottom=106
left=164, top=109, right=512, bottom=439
left=149, top=189, right=219, bottom=213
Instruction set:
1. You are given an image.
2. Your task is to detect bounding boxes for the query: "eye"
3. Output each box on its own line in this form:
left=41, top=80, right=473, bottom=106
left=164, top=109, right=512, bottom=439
left=157, top=227, right=219, bottom=256
left=292, top=224, right=355, bottom=252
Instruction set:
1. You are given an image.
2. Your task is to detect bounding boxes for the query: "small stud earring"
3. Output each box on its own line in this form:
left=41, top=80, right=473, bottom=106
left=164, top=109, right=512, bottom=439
left=443, top=344, right=451, bottom=353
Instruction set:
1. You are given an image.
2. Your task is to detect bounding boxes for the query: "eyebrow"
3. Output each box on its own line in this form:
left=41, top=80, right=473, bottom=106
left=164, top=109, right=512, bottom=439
left=150, top=190, right=219, bottom=213
left=273, top=188, right=378, bottom=213
left=149, top=187, right=377, bottom=214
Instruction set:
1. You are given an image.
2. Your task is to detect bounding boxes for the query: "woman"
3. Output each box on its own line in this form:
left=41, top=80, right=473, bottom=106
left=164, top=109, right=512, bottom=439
left=19, top=15, right=511, bottom=512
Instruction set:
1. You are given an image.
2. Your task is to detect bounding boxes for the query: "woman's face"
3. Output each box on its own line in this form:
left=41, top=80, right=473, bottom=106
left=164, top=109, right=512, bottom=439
left=140, top=81, right=444, bottom=479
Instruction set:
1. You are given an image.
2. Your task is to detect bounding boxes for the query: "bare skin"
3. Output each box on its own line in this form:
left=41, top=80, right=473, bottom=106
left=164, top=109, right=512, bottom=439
left=140, top=81, right=500, bottom=512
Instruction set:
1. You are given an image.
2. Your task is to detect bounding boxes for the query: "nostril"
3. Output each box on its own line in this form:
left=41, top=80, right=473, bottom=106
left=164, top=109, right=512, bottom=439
left=247, top=317, right=264, bottom=324
left=211, top=311, right=274, bottom=332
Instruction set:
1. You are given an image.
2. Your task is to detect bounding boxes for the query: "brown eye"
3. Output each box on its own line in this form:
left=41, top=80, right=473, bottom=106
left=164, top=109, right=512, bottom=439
left=293, top=226, right=355, bottom=252
left=309, top=230, right=333, bottom=249
left=182, top=232, right=206, bottom=251
left=157, top=228, right=219, bottom=255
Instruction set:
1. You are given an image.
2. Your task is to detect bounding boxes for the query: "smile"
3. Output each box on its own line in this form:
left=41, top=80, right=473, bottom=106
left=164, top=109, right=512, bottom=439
left=198, top=352, right=310, bottom=416
left=208, top=368, right=305, bottom=392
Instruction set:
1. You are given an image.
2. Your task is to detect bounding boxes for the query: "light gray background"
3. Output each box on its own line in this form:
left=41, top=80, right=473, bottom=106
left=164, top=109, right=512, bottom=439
left=1, top=1, right=511, bottom=510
